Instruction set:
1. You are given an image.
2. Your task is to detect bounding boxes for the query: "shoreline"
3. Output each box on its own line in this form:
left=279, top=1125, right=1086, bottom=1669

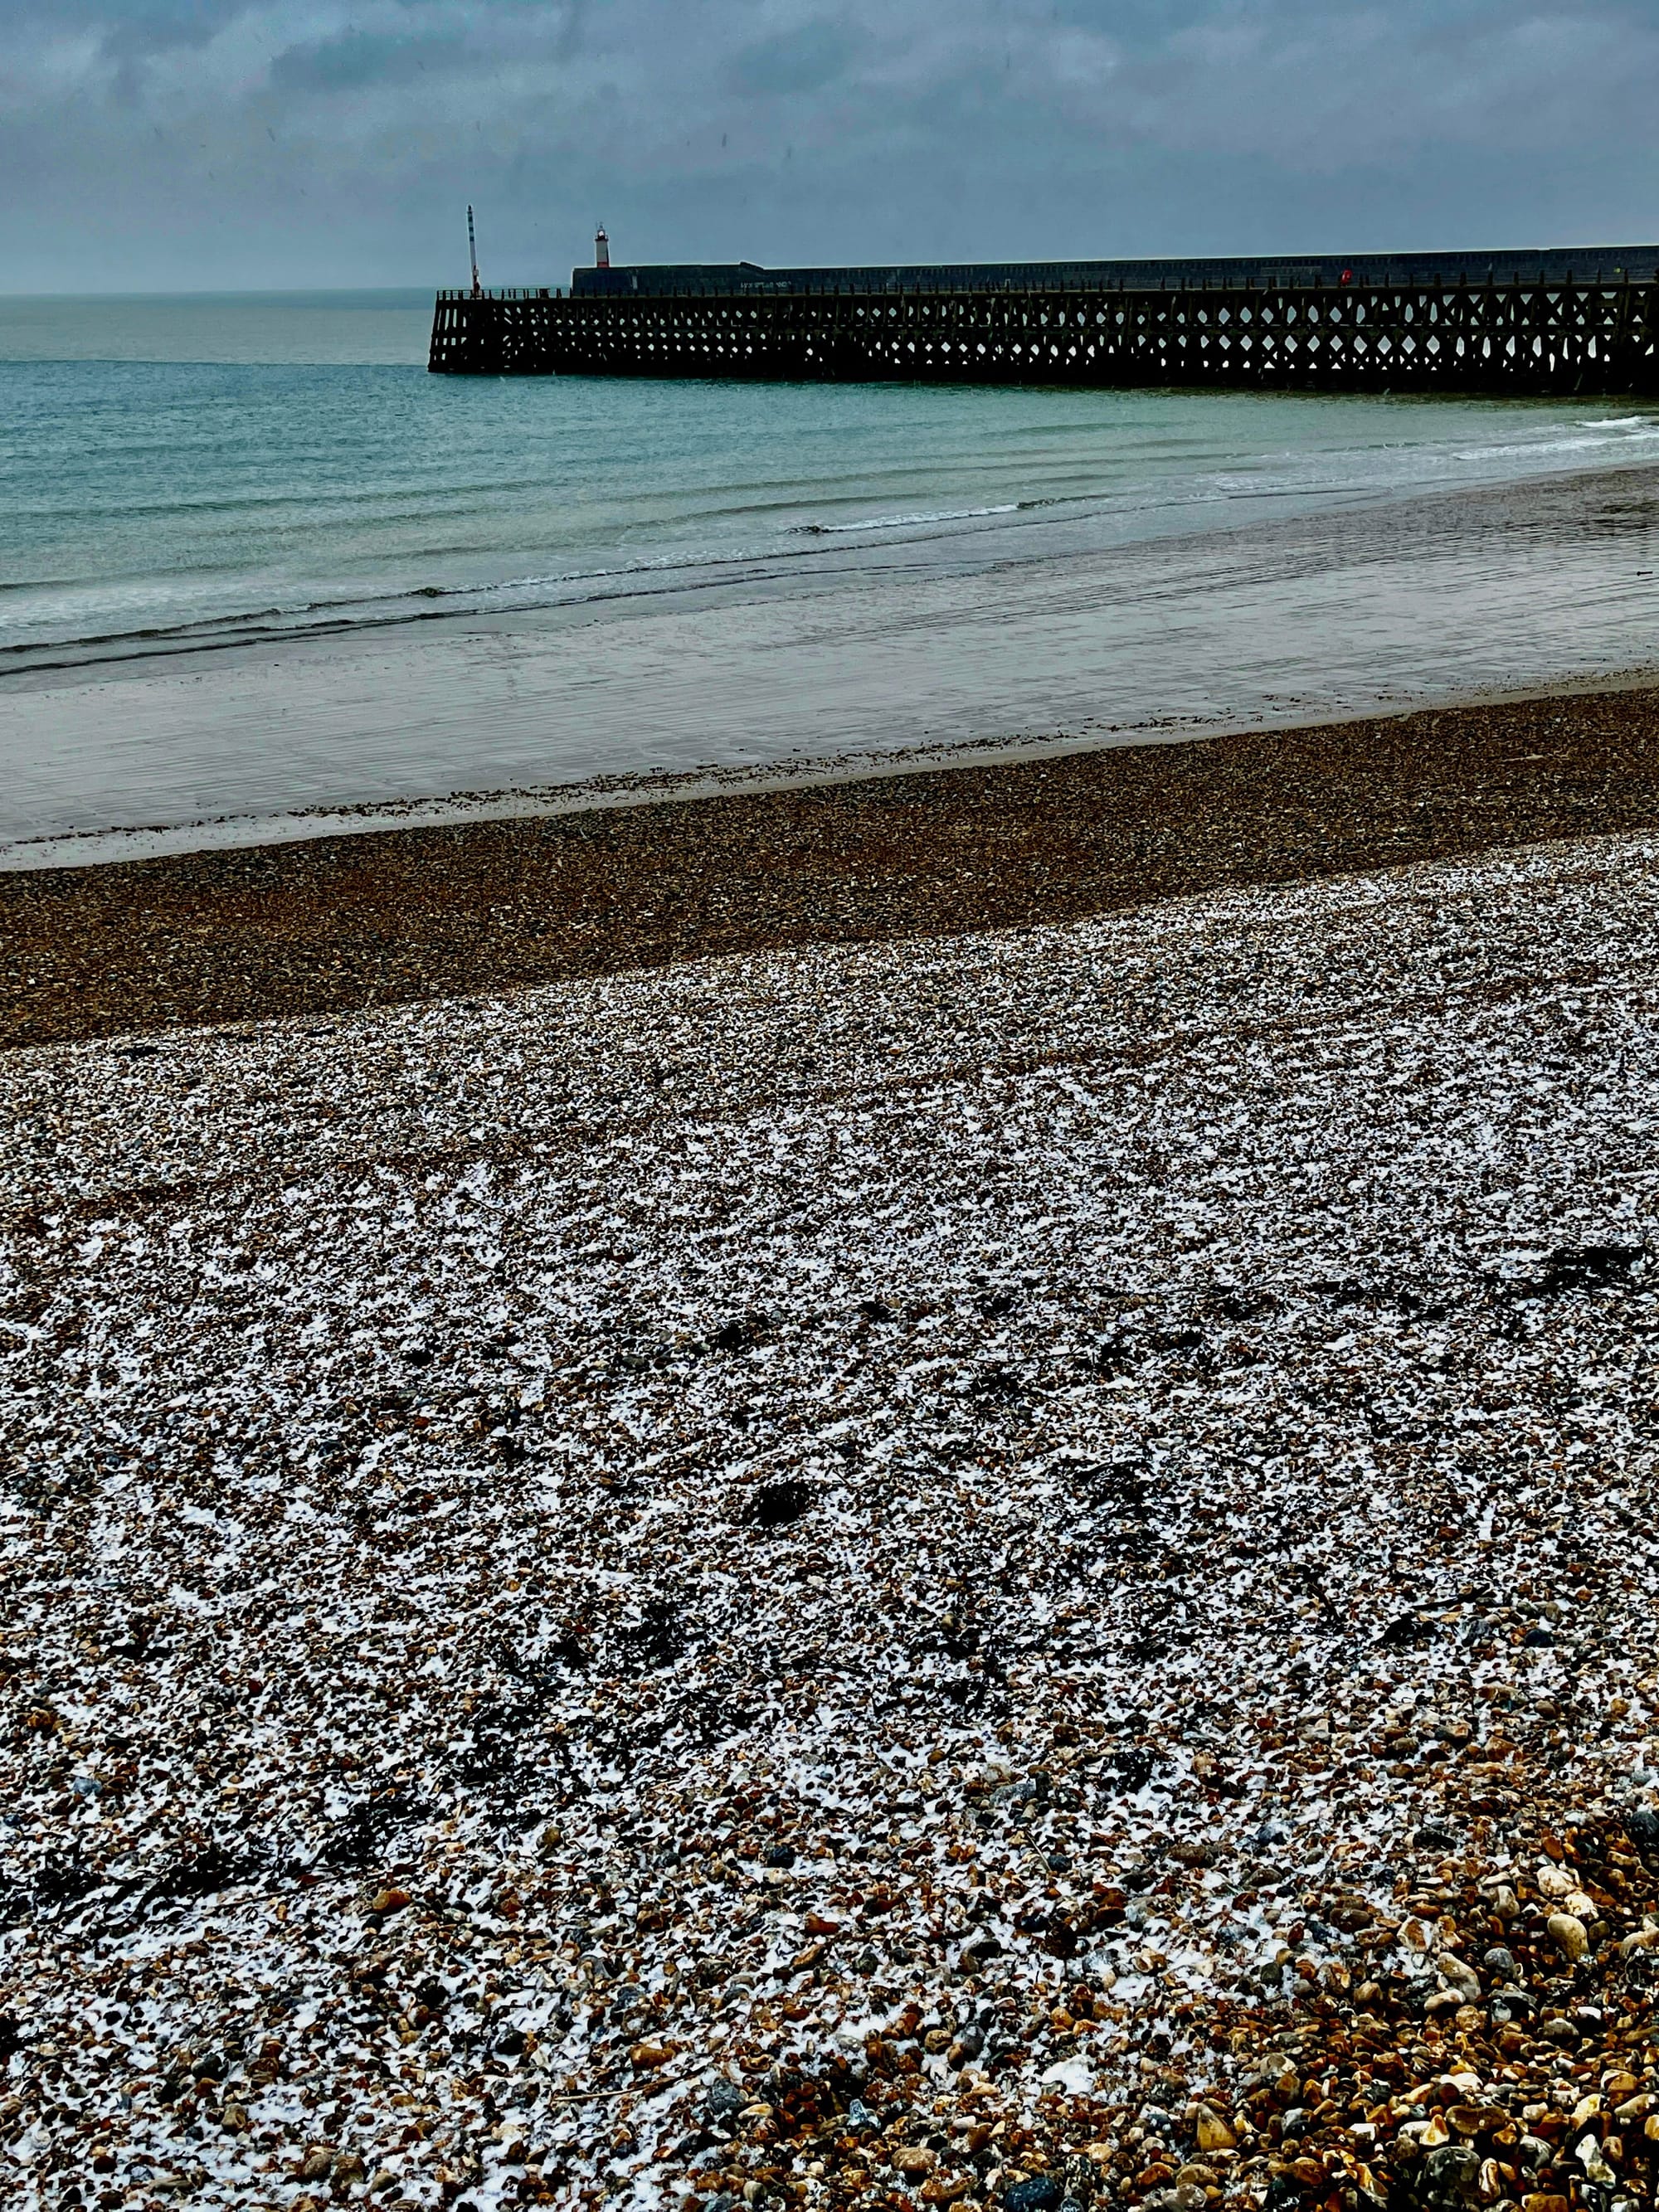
left=9, top=436, right=1657, bottom=697
left=7, top=457, right=1659, bottom=864
left=7, top=680, right=1659, bottom=1049
left=7, top=662, right=1659, bottom=878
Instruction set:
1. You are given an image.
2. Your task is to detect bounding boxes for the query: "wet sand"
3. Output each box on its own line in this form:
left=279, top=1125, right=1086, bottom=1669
left=6, top=459, right=1659, bottom=863
left=7, top=683, right=1659, bottom=1048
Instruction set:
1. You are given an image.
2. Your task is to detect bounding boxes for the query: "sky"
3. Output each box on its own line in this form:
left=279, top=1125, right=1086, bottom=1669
left=6, top=0, right=1659, bottom=293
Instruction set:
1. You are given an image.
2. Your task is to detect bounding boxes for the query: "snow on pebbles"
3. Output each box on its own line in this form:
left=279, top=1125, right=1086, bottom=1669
left=4, top=832, right=1659, bottom=2212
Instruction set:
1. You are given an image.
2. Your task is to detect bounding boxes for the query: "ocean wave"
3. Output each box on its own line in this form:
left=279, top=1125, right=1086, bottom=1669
left=8, top=376, right=1659, bottom=673
left=1453, top=427, right=1659, bottom=464
left=791, top=503, right=1019, bottom=536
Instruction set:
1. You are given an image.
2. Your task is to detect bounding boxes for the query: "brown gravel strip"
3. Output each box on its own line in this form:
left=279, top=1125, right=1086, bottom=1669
left=7, top=688, right=1659, bottom=1048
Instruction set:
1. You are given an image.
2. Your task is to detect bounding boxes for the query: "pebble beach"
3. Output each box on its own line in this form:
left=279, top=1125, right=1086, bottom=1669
left=5, top=813, right=1659, bottom=2212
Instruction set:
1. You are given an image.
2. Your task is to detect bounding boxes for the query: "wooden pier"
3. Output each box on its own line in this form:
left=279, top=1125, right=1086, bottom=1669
left=429, top=250, right=1659, bottom=395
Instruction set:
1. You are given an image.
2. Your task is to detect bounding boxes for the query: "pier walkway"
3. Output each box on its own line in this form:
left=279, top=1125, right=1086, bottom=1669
left=429, top=249, right=1659, bottom=394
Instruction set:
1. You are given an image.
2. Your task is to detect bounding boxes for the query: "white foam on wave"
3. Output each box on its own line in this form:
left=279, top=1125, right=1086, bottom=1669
left=792, top=503, right=1020, bottom=536
left=1453, top=426, right=1659, bottom=464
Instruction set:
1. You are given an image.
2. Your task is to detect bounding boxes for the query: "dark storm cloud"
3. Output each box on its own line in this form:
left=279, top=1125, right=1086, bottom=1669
left=4, top=1, right=1658, bottom=290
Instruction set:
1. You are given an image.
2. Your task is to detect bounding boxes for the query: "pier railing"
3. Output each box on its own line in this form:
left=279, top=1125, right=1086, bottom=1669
left=429, top=275, right=1659, bottom=395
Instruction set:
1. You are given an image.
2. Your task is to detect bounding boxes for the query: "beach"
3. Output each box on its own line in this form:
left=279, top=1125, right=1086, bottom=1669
left=8, top=300, right=1659, bottom=2212
left=3, top=812, right=1658, bottom=2212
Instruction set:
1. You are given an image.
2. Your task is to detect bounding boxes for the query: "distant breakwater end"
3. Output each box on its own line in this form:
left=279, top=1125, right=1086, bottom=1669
left=429, top=247, right=1659, bottom=393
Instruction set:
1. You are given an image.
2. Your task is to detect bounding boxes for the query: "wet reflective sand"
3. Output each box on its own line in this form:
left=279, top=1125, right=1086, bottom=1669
left=4, top=462, right=1657, bottom=867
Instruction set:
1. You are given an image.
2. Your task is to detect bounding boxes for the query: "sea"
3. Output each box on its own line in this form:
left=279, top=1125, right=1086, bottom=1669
left=5, top=289, right=1659, bottom=859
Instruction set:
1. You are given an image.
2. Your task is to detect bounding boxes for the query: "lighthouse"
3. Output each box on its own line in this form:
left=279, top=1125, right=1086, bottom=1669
left=595, top=226, right=611, bottom=270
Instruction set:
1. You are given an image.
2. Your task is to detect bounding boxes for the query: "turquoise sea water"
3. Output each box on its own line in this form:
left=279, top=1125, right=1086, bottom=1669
left=7, top=289, right=1659, bottom=673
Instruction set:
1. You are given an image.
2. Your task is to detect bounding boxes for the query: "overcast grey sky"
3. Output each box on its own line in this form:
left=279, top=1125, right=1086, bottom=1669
left=7, top=1, right=1659, bottom=293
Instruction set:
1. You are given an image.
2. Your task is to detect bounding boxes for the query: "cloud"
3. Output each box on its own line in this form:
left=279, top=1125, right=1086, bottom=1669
left=2, top=1, right=1657, bottom=292
left=729, top=18, right=864, bottom=97
left=268, top=27, right=471, bottom=95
